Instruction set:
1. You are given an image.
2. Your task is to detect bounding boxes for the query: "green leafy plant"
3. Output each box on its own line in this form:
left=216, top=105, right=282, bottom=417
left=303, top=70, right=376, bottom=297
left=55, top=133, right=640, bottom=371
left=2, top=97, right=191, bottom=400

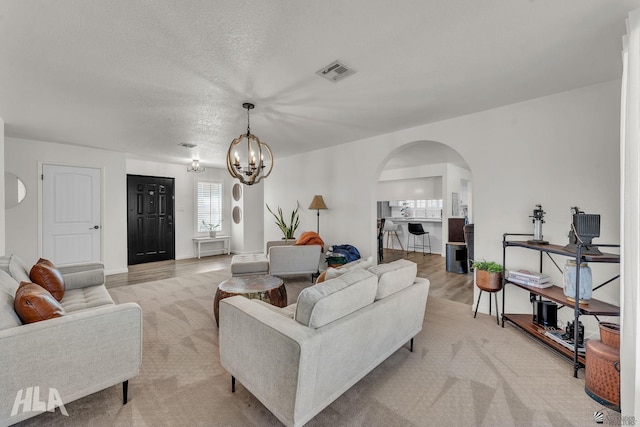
left=202, top=220, right=221, bottom=231
left=266, top=203, right=300, bottom=239
left=472, top=260, right=504, bottom=273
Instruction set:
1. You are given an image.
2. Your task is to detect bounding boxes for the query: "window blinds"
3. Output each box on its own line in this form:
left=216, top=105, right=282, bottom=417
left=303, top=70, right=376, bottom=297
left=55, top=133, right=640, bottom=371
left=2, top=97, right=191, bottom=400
left=197, top=182, right=222, bottom=232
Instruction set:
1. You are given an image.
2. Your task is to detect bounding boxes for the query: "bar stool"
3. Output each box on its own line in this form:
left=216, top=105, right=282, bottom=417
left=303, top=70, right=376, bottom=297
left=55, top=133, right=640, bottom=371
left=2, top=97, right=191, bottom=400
left=383, top=220, right=403, bottom=250
left=377, top=218, right=385, bottom=262
left=407, top=223, right=431, bottom=255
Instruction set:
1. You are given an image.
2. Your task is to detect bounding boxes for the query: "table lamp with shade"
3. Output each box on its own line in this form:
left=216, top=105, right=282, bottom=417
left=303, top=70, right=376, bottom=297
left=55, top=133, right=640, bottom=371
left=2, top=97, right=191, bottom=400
left=308, top=195, right=328, bottom=234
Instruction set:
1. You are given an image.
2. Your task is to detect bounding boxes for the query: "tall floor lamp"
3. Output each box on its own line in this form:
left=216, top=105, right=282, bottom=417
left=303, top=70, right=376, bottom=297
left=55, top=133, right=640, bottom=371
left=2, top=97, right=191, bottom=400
left=308, top=195, right=328, bottom=234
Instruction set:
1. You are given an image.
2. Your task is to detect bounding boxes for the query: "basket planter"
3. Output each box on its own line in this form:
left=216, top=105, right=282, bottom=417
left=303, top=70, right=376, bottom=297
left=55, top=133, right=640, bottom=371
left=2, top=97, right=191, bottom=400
left=476, top=270, right=503, bottom=292
left=599, top=322, right=620, bottom=349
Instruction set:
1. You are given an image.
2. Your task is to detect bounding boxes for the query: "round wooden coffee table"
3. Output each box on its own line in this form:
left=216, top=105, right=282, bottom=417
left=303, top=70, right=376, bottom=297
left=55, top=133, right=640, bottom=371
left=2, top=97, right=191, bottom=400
left=213, top=275, right=287, bottom=326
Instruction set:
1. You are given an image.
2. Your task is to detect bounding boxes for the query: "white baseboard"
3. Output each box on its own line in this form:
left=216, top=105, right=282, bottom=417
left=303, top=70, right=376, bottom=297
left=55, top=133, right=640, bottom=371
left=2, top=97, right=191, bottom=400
left=105, top=267, right=129, bottom=276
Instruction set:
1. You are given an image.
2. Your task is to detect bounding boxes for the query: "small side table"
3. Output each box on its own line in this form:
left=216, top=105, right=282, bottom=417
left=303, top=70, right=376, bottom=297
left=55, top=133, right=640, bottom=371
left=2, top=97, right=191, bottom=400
left=193, top=236, right=230, bottom=259
left=213, top=275, right=287, bottom=326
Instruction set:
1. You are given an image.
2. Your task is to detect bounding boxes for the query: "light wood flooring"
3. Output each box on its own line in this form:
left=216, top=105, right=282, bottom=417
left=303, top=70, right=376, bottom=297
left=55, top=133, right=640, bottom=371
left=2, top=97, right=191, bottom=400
left=106, top=248, right=474, bottom=305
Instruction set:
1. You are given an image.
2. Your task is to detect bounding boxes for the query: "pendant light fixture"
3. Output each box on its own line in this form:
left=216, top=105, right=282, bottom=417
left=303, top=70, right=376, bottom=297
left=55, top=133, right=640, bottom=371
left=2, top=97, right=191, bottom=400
left=226, top=103, right=273, bottom=185
left=187, top=159, right=206, bottom=173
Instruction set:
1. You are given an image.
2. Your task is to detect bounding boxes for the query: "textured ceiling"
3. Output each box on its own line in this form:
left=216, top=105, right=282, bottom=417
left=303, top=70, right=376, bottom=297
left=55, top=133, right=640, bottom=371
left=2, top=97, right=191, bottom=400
left=0, top=0, right=638, bottom=168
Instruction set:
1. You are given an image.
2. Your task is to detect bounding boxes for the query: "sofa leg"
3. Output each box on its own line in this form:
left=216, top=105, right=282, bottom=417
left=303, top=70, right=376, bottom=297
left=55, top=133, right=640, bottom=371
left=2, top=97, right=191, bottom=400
left=123, top=380, right=128, bottom=405
left=231, top=376, right=236, bottom=393
left=410, top=338, right=414, bottom=352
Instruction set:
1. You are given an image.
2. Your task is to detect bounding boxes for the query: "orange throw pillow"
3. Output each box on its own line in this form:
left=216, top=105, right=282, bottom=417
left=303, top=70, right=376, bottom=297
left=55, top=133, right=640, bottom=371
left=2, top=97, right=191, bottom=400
left=14, top=282, right=65, bottom=324
left=316, top=271, right=327, bottom=283
left=30, top=260, right=65, bottom=301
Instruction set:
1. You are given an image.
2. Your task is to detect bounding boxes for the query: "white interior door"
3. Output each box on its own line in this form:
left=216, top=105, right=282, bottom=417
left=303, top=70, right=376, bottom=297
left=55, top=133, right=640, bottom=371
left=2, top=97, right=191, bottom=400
left=42, top=165, right=101, bottom=265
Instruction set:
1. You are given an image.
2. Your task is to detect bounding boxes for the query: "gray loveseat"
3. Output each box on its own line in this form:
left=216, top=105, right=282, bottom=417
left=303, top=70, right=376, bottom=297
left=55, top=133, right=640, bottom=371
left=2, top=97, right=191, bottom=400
left=0, top=255, right=142, bottom=426
left=219, top=259, right=429, bottom=427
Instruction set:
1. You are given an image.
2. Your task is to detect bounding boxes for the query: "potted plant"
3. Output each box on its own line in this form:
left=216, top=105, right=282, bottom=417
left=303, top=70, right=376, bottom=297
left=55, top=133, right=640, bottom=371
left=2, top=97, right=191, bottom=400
left=266, top=203, right=300, bottom=240
left=202, top=220, right=221, bottom=237
left=472, top=260, right=504, bottom=292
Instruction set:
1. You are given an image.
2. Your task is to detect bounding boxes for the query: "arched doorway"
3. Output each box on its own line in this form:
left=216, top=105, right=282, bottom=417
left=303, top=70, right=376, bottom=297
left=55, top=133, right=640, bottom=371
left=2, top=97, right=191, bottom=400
left=376, top=140, right=474, bottom=305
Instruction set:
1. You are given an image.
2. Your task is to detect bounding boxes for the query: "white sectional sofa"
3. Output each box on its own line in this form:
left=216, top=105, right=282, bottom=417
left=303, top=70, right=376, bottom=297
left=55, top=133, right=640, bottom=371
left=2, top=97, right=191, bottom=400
left=219, top=259, right=429, bottom=427
left=0, top=255, right=142, bottom=426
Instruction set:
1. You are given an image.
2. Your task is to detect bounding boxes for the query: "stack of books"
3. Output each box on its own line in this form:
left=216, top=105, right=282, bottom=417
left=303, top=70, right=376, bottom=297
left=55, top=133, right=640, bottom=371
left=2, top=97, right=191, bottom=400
left=508, top=270, right=552, bottom=288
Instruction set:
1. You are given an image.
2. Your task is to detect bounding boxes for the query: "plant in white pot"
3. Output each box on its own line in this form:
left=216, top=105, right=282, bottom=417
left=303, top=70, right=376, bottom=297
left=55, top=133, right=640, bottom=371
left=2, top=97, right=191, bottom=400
left=266, top=203, right=300, bottom=241
left=202, top=220, right=222, bottom=237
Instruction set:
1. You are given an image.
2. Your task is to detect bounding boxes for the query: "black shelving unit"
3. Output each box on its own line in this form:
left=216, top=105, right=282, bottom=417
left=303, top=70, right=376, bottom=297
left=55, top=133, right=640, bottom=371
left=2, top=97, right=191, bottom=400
left=501, top=233, right=620, bottom=377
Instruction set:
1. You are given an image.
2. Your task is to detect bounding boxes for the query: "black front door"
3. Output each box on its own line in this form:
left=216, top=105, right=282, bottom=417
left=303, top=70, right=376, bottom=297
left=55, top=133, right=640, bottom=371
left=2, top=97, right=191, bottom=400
left=127, top=175, right=175, bottom=265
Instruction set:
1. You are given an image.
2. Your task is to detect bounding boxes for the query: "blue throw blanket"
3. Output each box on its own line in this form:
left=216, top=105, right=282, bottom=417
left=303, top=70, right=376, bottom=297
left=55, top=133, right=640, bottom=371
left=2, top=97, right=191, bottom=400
left=328, top=244, right=360, bottom=263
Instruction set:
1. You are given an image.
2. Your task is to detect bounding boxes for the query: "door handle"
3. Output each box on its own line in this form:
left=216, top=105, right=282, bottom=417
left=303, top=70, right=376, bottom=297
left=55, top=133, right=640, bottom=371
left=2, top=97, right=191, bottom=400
left=89, top=225, right=100, bottom=230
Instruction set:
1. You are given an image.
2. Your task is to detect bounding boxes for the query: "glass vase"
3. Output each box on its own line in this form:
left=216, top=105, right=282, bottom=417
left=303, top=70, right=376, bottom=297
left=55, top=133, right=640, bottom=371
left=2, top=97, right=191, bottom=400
left=563, top=260, right=592, bottom=304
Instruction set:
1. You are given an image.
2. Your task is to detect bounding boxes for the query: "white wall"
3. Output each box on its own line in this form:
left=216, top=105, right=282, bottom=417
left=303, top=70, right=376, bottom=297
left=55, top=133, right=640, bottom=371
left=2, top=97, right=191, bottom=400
left=620, top=8, right=640, bottom=415
left=126, top=159, right=234, bottom=259
left=231, top=182, right=265, bottom=254
left=5, top=137, right=128, bottom=274
left=0, top=117, right=4, bottom=255
left=265, top=80, right=621, bottom=331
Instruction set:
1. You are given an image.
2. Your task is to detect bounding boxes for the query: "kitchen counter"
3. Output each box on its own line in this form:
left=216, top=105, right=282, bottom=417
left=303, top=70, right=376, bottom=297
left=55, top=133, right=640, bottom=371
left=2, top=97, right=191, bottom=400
left=383, top=218, right=442, bottom=254
left=389, top=217, right=442, bottom=223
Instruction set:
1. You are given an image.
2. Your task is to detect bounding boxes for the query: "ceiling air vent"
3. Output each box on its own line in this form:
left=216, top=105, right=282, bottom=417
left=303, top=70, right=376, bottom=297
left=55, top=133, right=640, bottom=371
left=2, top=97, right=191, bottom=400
left=178, top=142, right=197, bottom=148
left=316, top=60, right=356, bottom=83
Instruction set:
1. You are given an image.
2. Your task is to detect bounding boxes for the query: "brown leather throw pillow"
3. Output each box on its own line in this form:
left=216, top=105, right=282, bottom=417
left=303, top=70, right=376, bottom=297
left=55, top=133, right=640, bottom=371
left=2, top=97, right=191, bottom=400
left=36, top=258, right=56, bottom=268
left=14, top=282, right=65, bottom=324
left=29, top=260, right=65, bottom=301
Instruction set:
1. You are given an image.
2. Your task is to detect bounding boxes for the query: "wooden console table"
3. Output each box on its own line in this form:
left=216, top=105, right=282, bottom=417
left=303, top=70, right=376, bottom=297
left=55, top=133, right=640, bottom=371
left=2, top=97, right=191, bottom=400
left=193, top=235, right=230, bottom=258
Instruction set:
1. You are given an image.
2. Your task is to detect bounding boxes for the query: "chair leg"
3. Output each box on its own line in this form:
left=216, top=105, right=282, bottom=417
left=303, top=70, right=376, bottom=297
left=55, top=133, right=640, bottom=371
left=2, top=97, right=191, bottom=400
left=123, top=380, right=128, bottom=405
left=410, top=337, right=414, bottom=352
left=473, top=290, right=483, bottom=318
left=231, top=376, right=236, bottom=393
left=394, top=231, right=403, bottom=250
left=494, top=292, right=500, bottom=325
left=427, top=233, right=431, bottom=254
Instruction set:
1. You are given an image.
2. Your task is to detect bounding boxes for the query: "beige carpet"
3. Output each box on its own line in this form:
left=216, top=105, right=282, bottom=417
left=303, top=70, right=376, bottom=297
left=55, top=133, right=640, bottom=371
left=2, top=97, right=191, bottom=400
left=17, top=270, right=608, bottom=426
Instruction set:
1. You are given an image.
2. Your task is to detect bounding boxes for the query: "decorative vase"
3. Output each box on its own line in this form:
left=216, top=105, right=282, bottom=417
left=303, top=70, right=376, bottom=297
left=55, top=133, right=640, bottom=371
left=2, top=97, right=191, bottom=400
left=209, top=230, right=217, bottom=238
left=563, top=260, right=592, bottom=303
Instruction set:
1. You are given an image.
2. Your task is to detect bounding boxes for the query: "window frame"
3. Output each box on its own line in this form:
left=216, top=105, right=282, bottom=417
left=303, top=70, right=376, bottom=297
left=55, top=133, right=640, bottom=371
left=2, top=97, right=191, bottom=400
left=195, top=180, right=224, bottom=234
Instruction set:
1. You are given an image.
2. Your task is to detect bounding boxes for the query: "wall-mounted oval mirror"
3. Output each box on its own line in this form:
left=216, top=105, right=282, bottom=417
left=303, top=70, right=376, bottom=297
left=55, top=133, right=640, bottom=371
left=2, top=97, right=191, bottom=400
left=232, top=183, right=242, bottom=202
left=233, top=206, right=242, bottom=224
left=5, top=173, right=26, bottom=209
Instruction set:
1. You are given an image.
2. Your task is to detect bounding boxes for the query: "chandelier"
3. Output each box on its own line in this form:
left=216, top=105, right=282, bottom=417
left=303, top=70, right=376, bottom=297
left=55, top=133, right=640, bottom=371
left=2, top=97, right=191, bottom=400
left=226, top=103, right=273, bottom=185
left=187, top=159, right=206, bottom=173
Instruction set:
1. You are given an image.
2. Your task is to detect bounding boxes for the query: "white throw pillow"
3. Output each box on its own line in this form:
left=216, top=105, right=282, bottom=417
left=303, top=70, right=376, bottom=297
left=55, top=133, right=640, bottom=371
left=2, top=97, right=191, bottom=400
left=324, top=256, right=375, bottom=281
left=0, top=269, right=21, bottom=329
left=368, top=259, right=418, bottom=300
left=295, top=269, right=377, bottom=329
